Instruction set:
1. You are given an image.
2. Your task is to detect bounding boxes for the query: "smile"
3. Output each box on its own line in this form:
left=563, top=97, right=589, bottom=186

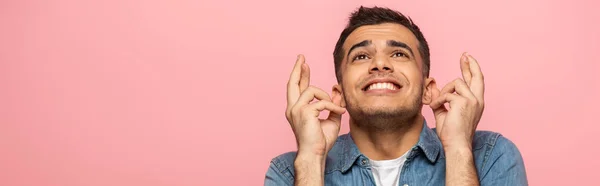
left=366, top=82, right=398, bottom=91
left=362, top=78, right=402, bottom=94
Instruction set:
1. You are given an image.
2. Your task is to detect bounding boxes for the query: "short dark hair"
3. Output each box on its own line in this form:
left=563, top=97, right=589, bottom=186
left=333, top=6, right=431, bottom=82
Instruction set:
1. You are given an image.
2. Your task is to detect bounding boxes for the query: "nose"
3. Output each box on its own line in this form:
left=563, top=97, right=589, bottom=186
left=369, top=55, right=394, bottom=74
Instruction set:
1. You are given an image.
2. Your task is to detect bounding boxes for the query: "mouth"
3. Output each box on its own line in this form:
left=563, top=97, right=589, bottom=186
left=362, top=79, right=402, bottom=93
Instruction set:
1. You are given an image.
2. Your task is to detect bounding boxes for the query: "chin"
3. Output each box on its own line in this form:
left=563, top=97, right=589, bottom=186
left=360, top=106, right=404, bottom=115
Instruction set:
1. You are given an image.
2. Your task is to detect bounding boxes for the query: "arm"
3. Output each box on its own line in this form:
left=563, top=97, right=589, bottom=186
left=444, top=143, right=480, bottom=186
left=429, top=53, right=485, bottom=186
left=272, top=54, right=344, bottom=186
left=293, top=154, right=326, bottom=186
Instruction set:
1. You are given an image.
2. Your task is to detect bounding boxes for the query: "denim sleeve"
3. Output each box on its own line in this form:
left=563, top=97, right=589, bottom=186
left=480, top=135, right=528, bottom=186
left=264, top=159, right=294, bottom=186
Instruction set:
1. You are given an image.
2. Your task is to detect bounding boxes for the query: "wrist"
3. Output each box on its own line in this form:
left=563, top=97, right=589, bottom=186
left=294, top=152, right=326, bottom=167
left=297, top=145, right=328, bottom=157
left=444, top=145, right=473, bottom=155
left=442, top=139, right=474, bottom=162
left=441, top=136, right=473, bottom=151
left=443, top=143, right=473, bottom=154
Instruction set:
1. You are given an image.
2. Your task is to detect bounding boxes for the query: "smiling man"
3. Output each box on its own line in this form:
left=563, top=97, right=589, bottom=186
left=265, top=6, right=527, bottom=186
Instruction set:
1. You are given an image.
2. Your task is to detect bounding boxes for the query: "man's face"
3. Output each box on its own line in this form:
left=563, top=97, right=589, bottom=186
left=334, top=23, right=432, bottom=123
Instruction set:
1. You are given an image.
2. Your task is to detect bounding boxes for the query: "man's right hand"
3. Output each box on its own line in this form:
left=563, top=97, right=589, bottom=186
left=285, top=54, right=346, bottom=160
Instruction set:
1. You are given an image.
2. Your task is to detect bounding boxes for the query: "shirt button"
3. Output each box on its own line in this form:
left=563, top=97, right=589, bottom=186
left=361, top=159, right=367, bottom=165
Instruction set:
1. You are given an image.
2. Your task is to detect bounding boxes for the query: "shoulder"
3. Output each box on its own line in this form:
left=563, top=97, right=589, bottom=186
left=470, top=130, right=521, bottom=157
left=429, top=128, right=524, bottom=167
left=470, top=131, right=527, bottom=183
left=269, top=151, right=297, bottom=177
left=476, top=131, right=524, bottom=165
left=265, top=151, right=296, bottom=185
left=429, top=129, right=509, bottom=152
left=432, top=129, right=523, bottom=167
left=472, top=130, right=503, bottom=151
left=472, top=131, right=528, bottom=184
left=470, top=130, right=523, bottom=163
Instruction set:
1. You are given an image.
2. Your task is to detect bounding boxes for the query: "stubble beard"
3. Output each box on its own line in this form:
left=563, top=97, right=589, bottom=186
left=344, top=87, right=423, bottom=132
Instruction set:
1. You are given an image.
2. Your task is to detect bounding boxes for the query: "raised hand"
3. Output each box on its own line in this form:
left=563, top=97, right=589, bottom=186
left=285, top=54, right=346, bottom=157
left=430, top=53, right=485, bottom=149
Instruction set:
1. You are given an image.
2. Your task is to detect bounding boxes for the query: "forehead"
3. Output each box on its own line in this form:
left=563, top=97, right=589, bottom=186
left=342, top=23, right=419, bottom=52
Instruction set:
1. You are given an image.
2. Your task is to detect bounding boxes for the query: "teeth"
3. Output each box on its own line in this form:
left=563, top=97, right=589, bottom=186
left=367, top=82, right=397, bottom=91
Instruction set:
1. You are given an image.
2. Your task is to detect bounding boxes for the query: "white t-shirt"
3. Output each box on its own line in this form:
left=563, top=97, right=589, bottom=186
left=369, top=151, right=410, bottom=186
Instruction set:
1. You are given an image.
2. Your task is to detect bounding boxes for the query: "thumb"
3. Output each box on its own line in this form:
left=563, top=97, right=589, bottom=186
left=429, top=85, right=442, bottom=114
left=429, top=85, right=446, bottom=123
left=431, top=103, right=447, bottom=119
left=430, top=84, right=444, bottom=112
left=327, top=96, right=344, bottom=123
left=430, top=102, right=447, bottom=133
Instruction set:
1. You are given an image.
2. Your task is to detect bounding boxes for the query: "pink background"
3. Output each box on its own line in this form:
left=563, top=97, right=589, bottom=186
left=1, top=0, right=599, bottom=185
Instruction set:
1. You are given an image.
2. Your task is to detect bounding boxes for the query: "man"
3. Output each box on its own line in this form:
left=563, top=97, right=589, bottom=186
left=265, top=6, right=527, bottom=186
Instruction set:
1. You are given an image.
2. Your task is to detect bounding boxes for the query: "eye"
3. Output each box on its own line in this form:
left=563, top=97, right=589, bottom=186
left=392, top=51, right=407, bottom=58
left=352, top=54, right=369, bottom=61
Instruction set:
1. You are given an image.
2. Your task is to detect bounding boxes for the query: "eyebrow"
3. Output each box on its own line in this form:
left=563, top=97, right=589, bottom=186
left=346, top=40, right=416, bottom=60
left=387, top=40, right=415, bottom=57
left=346, top=40, right=372, bottom=60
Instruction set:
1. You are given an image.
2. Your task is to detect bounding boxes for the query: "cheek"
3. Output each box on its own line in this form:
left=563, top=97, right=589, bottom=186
left=396, top=63, right=422, bottom=80
left=394, top=65, right=425, bottom=94
left=341, top=81, right=356, bottom=98
left=342, top=67, right=366, bottom=89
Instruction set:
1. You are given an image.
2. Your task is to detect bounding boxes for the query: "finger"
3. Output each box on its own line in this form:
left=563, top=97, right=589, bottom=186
left=431, top=102, right=447, bottom=114
left=438, top=79, right=476, bottom=100
left=430, top=101, right=447, bottom=119
left=429, top=85, right=445, bottom=109
left=296, top=86, right=333, bottom=106
left=466, top=54, right=485, bottom=100
left=326, top=104, right=344, bottom=123
left=299, top=63, right=310, bottom=93
left=287, top=54, right=305, bottom=105
left=460, top=52, right=472, bottom=86
left=430, top=92, right=463, bottom=109
left=429, top=84, right=447, bottom=114
left=306, top=100, right=346, bottom=118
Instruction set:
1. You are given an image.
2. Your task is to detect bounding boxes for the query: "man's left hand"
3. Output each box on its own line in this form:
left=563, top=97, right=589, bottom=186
left=430, top=52, right=485, bottom=149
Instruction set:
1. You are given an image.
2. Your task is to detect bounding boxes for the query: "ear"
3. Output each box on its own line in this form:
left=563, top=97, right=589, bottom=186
left=332, top=84, right=346, bottom=108
left=422, top=77, right=436, bottom=105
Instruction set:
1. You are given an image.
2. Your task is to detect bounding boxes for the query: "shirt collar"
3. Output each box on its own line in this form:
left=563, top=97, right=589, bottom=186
left=338, top=134, right=362, bottom=173
left=415, top=120, right=442, bottom=163
left=336, top=120, right=441, bottom=173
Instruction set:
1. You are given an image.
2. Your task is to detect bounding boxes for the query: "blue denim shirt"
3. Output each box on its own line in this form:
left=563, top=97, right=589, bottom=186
left=265, top=121, right=527, bottom=185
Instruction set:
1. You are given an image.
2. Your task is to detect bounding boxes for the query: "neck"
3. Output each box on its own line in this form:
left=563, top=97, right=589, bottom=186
left=349, top=115, right=424, bottom=160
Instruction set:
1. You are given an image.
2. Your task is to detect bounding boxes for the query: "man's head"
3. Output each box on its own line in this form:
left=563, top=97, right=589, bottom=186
left=330, top=6, right=436, bottom=130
